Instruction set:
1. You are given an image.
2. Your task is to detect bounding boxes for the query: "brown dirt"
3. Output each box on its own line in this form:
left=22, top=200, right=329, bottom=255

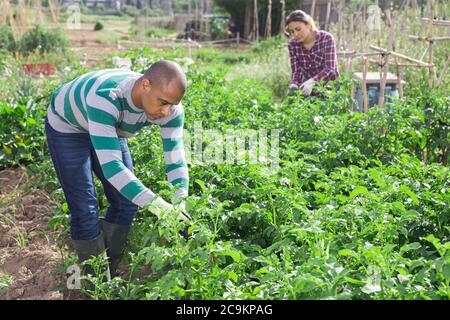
left=0, top=167, right=64, bottom=300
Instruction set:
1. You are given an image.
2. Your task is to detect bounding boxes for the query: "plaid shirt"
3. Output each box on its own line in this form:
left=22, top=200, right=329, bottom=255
left=288, top=30, right=340, bottom=86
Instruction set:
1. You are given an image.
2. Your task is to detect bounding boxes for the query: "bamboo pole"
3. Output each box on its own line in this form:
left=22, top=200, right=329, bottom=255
left=338, top=0, right=345, bottom=49
left=370, top=45, right=430, bottom=66
left=311, top=0, right=317, bottom=19
left=253, top=0, right=259, bottom=41
left=244, top=1, right=251, bottom=39
left=265, top=0, right=272, bottom=39
left=339, top=52, right=384, bottom=58
left=205, top=0, right=210, bottom=35
left=0, top=1, right=6, bottom=25
left=377, top=34, right=383, bottom=104
left=280, top=0, right=286, bottom=35
left=188, top=0, right=191, bottom=25
left=199, top=0, right=204, bottom=36
left=348, top=9, right=355, bottom=72
left=16, top=0, right=28, bottom=35
left=362, top=57, right=369, bottom=112
left=34, top=0, right=44, bottom=25
left=428, top=0, right=435, bottom=88
left=443, top=0, right=448, bottom=20
left=436, top=55, right=450, bottom=87
left=360, top=0, right=366, bottom=51
left=368, top=59, right=433, bottom=67
left=409, top=35, right=450, bottom=41
left=325, top=1, right=331, bottom=31
left=48, top=0, right=57, bottom=24
left=393, top=43, right=404, bottom=97
left=378, top=8, right=396, bottom=108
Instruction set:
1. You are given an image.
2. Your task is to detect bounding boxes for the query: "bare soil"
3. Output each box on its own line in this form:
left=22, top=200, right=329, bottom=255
left=0, top=167, right=64, bottom=300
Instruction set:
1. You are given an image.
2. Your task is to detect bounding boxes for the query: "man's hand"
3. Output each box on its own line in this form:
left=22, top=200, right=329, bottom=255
left=176, top=202, right=192, bottom=240
left=300, top=79, right=316, bottom=96
left=146, top=196, right=175, bottom=219
left=147, top=197, right=193, bottom=239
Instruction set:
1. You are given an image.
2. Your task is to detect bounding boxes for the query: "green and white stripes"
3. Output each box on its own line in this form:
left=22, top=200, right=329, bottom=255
left=47, top=69, right=189, bottom=207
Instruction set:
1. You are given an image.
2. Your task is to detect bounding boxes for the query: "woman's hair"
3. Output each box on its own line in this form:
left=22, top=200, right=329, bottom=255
left=285, top=10, right=317, bottom=36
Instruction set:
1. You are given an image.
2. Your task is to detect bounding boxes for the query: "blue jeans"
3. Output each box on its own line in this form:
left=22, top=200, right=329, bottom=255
left=45, top=117, right=138, bottom=241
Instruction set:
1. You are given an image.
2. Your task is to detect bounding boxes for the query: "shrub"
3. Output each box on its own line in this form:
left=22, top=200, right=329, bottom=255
left=122, top=4, right=140, bottom=17
left=0, top=25, right=17, bottom=52
left=94, top=21, right=104, bottom=31
left=18, top=26, right=69, bottom=56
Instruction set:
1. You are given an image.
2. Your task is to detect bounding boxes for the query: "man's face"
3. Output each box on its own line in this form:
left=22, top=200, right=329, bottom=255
left=140, top=79, right=184, bottom=120
left=287, top=21, right=311, bottom=42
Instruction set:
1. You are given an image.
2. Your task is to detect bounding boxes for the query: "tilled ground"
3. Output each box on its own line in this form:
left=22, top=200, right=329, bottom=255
left=0, top=167, right=64, bottom=300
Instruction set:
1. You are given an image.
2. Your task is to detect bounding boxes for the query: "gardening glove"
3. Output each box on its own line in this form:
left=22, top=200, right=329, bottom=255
left=146, top=196, right=175, bottom=219
left=176, top=202, right=192, bottom=223
left=147, top=196, right=192, bottom=222
left=300, top=78, right=316, bottom=96
left=173, top=201, right=193, bottom=239
left=287, top=83, right=299, bottom=96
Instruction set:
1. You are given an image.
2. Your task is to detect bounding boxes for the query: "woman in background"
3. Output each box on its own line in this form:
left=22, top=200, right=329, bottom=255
left=286, top=10, right=340, bottom=96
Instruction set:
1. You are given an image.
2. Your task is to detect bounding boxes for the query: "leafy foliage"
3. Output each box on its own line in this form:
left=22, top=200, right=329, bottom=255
left=1, top=44, right=448, bottom=300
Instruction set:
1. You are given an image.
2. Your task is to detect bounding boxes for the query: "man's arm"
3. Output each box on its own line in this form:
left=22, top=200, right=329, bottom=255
left=86, top=93, right=156, bottom=208
left=159, top=104, right=189, bottom=205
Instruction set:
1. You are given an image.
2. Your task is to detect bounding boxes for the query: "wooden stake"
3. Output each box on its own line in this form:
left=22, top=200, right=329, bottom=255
left=338, top=0, right=345, bottom=49
left=0, top=1, right=5, bottom=25
left=370, top=45, right=430, bottom=66
left=200, top=0, right=204, bottom=35
left=392, top=41, right=404, bottom=98
left=436, top=55, right=450, bottom=87
left=428, top=0, right=435, bottom=88
left=253, top=0, right=259, bottom=41
left=325, top=1, right=331, bottom=31
left=311, top=0, right=317, bottom=19
left=409, top=35, right=450, bottom=41
left=280, top=0, right=286, bottom=35
left=368, top=60, right=433, bottom=67
left=265, top=0, right=272, bottom=39
left=362, top=57, right=369, bottom=112
left=48, top=0, right=57, bottom=24
left=244, top=1, right=251, bottom=39
left=378, top=8, right=396, bottom=108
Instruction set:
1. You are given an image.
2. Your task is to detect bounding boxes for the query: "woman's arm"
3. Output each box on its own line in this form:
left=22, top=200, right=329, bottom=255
left=312, top=33, right=339, bottom=82
left=288, top=41, right=305, bottom=86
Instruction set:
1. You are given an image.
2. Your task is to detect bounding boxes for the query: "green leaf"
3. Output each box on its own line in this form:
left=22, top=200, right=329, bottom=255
left=443, top=263, right=450, bottom=281
left=217, top=249, right=247, bottom=263
left=400, top=242, right=421, bottom=253
left=369, top=168, right=386, bottom=188
left=195, top=179, right=207, bottom=193
left=2, top=145, right=12, bottom=155
left=344, top=277, right=365, bottom=285
left=338, top=249, right=359, bottom=258
left=401, top=210, right=419, bottom=221
left=422, top=235, right=447, bottom=257
left=361, top=283, right=382, bottom=294
left=350, top=186, right=369, bottom=200
left=227, top=271, right=238, bottom=282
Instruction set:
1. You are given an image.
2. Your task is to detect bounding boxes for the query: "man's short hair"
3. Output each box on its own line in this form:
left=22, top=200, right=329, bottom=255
left=143, top=60, right=187, bottom=93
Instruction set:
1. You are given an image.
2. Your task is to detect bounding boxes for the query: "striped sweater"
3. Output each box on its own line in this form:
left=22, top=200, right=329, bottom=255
left=47, top=69, right=189, bottom=208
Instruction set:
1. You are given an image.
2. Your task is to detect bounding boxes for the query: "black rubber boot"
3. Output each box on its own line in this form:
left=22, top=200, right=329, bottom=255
left=72, top=231, right=111, bottom=282
left=99, top=219, right=130, bottom=277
